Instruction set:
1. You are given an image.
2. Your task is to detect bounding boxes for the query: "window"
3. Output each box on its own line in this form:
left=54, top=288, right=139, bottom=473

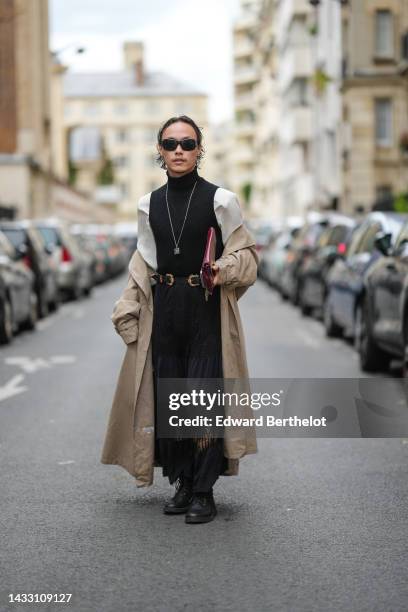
left=116, top=129, right=128, bottom=143
left=375, top=10, right=394, bottom=58
left=114, top=103, right=129, bottom=115
left=113, top=156, right=129, bottom=168
left=145, top=100, right=161, bottom=114
left=357, top=223, right=382, bottom=254
left=375, top=185, right=393, bottom=207
left=144, top=128, right=157, bottom=144
left=84, top=103, right=101, bottom=116
left=375, top=99, right=392, bottom=146
left=145, top=154, right=157, bottom=168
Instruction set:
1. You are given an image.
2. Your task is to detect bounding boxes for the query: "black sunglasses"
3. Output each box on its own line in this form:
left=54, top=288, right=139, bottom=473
left=161, top=137, right=197, bottom=151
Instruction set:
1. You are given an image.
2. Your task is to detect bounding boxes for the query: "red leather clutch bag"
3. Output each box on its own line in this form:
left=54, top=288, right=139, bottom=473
left=200, top=227, right=216, bottom=299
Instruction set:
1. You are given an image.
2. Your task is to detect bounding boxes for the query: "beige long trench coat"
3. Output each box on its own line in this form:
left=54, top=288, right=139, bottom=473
left=100, top=216, right=259, bottom=487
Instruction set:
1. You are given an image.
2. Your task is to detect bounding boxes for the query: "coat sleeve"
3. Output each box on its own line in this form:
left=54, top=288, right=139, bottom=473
left=214, top=243, right=258, bottom=290
left=111, top=272, right=141, bottom=345
left=213, top=189, right=259, bottom=290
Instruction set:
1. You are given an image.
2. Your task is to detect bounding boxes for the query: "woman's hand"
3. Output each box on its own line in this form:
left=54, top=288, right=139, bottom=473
left=211, top=263, right=220, bottom=286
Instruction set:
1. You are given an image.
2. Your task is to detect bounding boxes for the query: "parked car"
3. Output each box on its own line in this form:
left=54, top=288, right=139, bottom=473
left=356, top=219, right=408, bottom=372
left=0, top=220, right=59, bottom=317
left=280, top=213, right=329, bottom=304
left=261, top=226, right=301, bottom=289
left=297, top=214, right=356, bottom=316
left=0, top=231, right=37, bottom=344
left=34, top=219, right=93, bottom=300
left=113, top=223, right=138, bottom=261
left=324, top=212, right=408, bottom=341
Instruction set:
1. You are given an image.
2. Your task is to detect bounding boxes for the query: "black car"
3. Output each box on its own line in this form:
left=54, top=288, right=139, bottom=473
left=0, top=220, right=59, bottom=318
left=0, top=231, right=37, bottom=344
left=298, top=215, right=356, bottom=316
left=280, top=213, right=332, bottom=305
left=356, top=220, right=408, bottom=372
left=324, top=212, right=408, bottom=340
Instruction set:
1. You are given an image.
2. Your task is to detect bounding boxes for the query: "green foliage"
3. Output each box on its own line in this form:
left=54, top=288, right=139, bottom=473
left=98, top=157, right=114, bottom=185
left=394, top=192, right=408, bottom=213
left=68, top=160, right=77, bottom=186
left=241, top=182, right=252, bottom=204
left=312, top=68, right=332, bottom=95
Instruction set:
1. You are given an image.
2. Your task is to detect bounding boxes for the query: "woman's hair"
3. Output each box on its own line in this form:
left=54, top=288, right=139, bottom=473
left=156, top=115, right=205, bottom=169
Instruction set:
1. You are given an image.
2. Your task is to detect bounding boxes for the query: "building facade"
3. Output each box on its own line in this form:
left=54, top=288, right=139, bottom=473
left=274, top=0, right=315, bottom=217
left=62, top=42, right=209, bottom=220
left=341, top=0, right=408, bottom=213
left=232, top=0, right=262, bottom=213
left=0, top=0, right=52, bottom=218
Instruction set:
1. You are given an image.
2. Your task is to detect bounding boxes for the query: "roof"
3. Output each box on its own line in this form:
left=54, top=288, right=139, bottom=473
left=63, top=70, right=206, bottom=98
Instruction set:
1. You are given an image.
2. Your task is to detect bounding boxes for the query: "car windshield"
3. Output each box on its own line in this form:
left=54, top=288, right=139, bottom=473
left=0, top=232, right=16, bottom=258
left=1, top=228, right=26, bottom=249
left=37, top=227, right=60, bottom=249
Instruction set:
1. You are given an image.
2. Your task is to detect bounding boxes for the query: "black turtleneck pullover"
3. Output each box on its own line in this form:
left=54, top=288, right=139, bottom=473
left=149, top=166, right=224, bottom=276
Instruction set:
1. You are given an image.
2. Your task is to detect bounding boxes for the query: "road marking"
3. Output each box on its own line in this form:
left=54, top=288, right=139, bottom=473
left=0, top=374, right=28, bottom=402
left=5, top=355, right=76, bottom=372
left=57, top=460, right=75, bottom=465
left=49, top=355, right=76, bottom=364
left=5, top=357, right=51, bottom=373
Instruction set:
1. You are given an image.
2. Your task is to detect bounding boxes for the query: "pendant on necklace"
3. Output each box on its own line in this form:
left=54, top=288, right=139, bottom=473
left=174, top=247, right=180, bottom=255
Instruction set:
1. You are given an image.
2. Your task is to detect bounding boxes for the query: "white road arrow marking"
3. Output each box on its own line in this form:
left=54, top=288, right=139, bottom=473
left=49, top=355, right=76, bottom=364
left=5, top=357, right=52, bottom=373
left=0, top=374, right=28, bottom=402
left=5, top=355, right=76, bottom=372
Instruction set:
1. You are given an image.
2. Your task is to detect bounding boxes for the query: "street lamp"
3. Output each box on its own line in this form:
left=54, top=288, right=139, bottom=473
left=51, top=44, right=85, bottom=60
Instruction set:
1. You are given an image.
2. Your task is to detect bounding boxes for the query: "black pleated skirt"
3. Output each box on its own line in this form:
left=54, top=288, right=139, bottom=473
left=152, top=279, right=227, bottom=493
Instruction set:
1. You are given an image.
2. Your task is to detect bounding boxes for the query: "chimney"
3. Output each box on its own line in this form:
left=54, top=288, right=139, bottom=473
left=123, top=41, right=144, bottom=86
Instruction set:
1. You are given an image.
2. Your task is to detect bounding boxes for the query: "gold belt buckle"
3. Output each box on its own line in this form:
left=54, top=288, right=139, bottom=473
left=187, top=274, right=200, bottom=287
left=165, top=273, right=174, bottom=286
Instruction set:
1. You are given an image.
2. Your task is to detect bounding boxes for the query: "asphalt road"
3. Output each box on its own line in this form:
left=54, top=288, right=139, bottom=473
left=1, top=274, right=407, bottom=612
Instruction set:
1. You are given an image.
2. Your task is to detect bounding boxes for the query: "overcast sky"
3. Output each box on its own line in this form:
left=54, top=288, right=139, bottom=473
left=50, top=0, right=240, bottom=123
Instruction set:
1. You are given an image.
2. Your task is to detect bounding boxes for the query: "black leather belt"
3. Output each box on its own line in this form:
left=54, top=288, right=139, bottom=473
left=151, top=273, right=201, bottom=287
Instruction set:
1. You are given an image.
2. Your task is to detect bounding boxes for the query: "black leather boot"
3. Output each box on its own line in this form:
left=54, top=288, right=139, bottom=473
left=185, top=490, right=217, bottom=524
left=163, top=477, right=193, bottom=514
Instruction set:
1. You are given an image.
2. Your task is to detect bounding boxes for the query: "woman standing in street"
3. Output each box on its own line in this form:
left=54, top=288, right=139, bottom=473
left=101, top=115, right=258, bottom=524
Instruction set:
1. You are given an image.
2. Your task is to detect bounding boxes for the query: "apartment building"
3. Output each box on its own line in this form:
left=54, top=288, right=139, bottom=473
left=274, top=0, right=315, bottom=217
left=341, top=0, right=408, bottom=213
left=251, top=0, right=281, bottom=219
left=308, top=0, right=343, bottom=211
left=232, top=0, right=262, bottom=212
left=0, top=0, right=52, bottom=218
left=62, top=42, right=209, bottom=220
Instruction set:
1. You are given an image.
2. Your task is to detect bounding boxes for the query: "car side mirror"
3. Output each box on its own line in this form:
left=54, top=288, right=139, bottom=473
left=374, top=232, right=392, bottom=256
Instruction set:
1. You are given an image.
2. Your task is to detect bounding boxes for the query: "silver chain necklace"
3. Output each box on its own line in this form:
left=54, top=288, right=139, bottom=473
left=165, top=179, right=197, bottom=255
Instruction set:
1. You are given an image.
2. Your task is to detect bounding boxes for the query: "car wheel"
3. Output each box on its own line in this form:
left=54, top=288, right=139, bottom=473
left=83, top=284, right=93, bottom=297
left=38, top=290, right=49, bottom=319
left=48, top=291, right=61, bottom=312
left=356, top=299, right=390, bottom=373
left=22, top=290, right=38, bottom=331
left=323, top=297, right=342, bottom=338
left=0, top=297, right=13, bottom=345
left=70, top=283, right=81, bottom=301
left=298, top=281, right=311, bottom=316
